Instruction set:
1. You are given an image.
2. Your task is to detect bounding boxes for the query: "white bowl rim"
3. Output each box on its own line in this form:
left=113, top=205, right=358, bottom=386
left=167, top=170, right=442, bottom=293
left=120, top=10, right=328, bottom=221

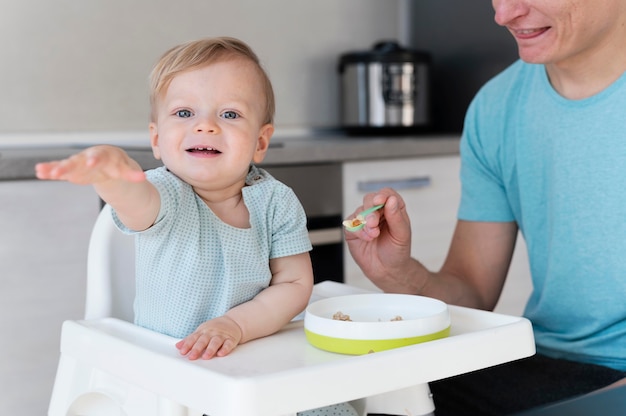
left=304, top=293, right=450, bottom=340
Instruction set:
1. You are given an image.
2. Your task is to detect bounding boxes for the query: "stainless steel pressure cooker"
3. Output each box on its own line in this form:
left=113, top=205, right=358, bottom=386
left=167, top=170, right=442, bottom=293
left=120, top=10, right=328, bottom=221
left=338, top=41, right=431, bottom=134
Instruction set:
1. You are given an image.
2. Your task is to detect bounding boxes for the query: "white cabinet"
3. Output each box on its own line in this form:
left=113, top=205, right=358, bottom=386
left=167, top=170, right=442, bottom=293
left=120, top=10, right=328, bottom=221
left=0, top=180, right=100, bottom=414
left=342, top=156, right=462, bottom=291
left=342, top=155, right=531, bottom=315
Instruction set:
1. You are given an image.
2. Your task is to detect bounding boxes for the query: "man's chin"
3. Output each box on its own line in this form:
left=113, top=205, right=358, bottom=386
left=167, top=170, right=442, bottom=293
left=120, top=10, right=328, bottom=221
left=518, top=51, right=546, bottom=64
left=516, top=43, right=555, bottom=65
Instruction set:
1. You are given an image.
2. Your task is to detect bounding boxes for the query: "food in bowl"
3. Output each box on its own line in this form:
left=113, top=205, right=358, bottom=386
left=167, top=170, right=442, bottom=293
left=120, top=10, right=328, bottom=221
left=332, top=311, right=352, bottom=321
left=304, top=293, right=450, bottom=355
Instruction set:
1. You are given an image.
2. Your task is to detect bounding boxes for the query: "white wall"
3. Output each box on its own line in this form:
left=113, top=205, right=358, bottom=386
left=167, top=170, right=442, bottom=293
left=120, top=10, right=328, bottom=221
left=0, top=0, right=402, bottom=140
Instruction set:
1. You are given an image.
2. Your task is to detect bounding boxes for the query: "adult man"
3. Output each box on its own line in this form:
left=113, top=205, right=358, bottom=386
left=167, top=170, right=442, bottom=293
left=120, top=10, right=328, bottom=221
left=345, top=1, right=626, bottom=414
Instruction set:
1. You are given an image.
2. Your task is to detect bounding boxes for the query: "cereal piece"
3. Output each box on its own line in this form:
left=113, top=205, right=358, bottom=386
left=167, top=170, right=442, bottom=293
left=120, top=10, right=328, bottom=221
left=332, top=311, right=352, bottom=321
left=342, top=217, right=364, bottom=228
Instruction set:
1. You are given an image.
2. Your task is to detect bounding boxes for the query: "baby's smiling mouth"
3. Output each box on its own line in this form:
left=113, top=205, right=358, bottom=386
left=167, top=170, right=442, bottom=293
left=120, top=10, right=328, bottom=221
left=186, top=146, right=222, bottom=154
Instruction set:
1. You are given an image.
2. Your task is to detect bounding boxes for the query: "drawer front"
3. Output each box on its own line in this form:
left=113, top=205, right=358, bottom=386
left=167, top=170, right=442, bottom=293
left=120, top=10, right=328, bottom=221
left=342, top=156, right=461, bottom=290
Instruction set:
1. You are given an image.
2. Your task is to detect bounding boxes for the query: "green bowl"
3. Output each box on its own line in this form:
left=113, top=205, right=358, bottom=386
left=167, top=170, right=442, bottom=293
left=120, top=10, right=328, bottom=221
left=304, top=293, right=450, bottom=355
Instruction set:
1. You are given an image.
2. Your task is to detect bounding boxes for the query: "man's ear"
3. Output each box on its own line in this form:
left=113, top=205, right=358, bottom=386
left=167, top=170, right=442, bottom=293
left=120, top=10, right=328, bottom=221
left=149, top=122, right=162, bottom=160
left=252, top=123, right=274, bottom=163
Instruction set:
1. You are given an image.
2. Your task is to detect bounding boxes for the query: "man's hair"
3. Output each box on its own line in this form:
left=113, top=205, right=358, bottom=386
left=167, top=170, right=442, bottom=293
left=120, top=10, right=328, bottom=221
left=149, top=36, right=275, bottom=124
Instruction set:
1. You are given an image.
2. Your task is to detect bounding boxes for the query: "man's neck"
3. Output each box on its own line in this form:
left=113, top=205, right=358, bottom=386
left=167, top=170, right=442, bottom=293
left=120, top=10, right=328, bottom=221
left=546, top=31, right=626, bottom=100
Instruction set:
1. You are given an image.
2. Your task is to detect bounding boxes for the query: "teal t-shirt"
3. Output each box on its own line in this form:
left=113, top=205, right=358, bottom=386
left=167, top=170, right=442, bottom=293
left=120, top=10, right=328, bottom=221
left=459, top=60, right=626, bottom=370
left=113, top=165, right=312, bottom=339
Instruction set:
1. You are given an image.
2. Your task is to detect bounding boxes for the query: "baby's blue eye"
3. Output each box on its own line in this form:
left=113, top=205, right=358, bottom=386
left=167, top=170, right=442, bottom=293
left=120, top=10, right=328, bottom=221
left=175, top=109, right=193, bottom=118
left=222, top=111, right=238, bottom=119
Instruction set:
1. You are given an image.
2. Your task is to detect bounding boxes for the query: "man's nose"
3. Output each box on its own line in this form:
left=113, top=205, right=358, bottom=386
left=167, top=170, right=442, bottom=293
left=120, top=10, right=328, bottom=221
left=492, top=0, right=528, bottom=27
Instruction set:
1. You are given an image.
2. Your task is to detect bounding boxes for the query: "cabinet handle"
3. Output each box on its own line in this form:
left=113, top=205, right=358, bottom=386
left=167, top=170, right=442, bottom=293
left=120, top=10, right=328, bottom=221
left=357, top=176, right=431, bottom=193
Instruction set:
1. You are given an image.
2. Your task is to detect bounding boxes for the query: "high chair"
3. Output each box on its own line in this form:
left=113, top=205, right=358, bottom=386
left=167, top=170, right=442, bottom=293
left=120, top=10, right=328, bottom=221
left=49, top=205, right=536, bottom=416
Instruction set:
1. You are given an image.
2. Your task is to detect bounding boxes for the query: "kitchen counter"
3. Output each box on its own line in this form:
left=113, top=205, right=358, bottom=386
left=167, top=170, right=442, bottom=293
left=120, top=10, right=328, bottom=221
left=0, top=134, right=460, bottom=180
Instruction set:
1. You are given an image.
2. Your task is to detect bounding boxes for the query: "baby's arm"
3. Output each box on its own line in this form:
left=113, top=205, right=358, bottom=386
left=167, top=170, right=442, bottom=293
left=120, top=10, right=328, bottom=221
left=176, top=252, right=314, bottom=360
left=35, top=145, right=160, bottom=231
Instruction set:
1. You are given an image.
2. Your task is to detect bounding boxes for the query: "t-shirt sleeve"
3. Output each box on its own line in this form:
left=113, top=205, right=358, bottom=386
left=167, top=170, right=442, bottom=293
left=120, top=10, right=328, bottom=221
left=269, top=185, right=312, bottom=259
left=457, top=95, right=516, bottom=222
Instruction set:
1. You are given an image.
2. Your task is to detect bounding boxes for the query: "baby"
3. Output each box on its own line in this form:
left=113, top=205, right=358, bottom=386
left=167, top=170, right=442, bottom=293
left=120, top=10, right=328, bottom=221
left=37, top=36, right=358, bottom=416
left=36, top=37, right=314, bottom=361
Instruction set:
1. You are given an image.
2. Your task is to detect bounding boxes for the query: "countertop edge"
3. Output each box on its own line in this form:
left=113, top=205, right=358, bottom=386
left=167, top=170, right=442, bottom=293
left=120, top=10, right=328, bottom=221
left=0, top=135, right=460, bottom=181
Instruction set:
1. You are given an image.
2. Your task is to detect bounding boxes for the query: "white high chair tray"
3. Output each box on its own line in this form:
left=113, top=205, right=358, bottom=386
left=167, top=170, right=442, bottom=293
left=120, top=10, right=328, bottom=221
left=57, top=281, right=535, bottom=416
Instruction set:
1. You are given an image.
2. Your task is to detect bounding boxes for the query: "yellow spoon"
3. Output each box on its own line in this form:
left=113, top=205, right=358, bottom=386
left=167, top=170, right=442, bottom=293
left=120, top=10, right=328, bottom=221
left=342, top=204, right=385, bottom=232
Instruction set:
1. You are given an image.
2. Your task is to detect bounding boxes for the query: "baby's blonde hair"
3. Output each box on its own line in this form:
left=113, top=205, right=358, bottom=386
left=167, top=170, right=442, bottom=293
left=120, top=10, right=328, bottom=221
left=149, top=37, right=275, bottom=124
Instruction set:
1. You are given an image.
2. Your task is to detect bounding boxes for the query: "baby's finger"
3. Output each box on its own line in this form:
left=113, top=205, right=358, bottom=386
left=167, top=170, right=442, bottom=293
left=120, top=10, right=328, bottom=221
left=35, top=161, right=59, bottom=179
left=187, top=335, right=222, bottom=360
left=175, top=335, right=197, bottom=356
left=214, top=337, right=237, bottom=358
left=200, top=337, right=227, bottom=360
left=50, top=158, right=82, bottom=178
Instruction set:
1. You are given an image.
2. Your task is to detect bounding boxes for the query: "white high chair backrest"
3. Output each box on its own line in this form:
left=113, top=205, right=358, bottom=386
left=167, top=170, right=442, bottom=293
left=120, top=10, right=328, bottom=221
left=84, top=204, right=136, bottom=322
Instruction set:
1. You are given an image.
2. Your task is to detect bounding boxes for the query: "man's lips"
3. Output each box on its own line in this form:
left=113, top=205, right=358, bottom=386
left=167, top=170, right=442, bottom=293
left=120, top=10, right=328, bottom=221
left=511, top=26, right=550, bottom=40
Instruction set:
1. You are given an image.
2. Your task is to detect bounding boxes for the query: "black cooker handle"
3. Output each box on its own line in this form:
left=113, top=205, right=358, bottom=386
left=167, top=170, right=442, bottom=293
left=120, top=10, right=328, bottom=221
left=372, top=40, right=404, bottom=53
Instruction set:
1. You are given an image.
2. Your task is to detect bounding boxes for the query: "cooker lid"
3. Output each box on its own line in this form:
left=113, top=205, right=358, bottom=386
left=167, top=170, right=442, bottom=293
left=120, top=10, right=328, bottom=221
left=338, top=40, right=431, bottom=71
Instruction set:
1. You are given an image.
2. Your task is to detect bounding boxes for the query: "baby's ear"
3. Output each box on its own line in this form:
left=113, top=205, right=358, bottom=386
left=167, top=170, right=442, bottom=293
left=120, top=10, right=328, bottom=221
left=149, top=123, right=162, bottom=160
left=253, top=123, right=274, bottom=163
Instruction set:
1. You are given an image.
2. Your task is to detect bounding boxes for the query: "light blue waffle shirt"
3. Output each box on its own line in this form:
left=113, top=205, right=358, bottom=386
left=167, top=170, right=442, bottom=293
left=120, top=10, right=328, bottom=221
left=459, top=60, right=626, bottom=371
left=113, top=165, right=312, bottom=339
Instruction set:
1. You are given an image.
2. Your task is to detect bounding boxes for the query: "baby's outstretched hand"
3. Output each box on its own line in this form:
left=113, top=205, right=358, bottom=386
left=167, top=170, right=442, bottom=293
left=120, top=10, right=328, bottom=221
left=35, top=145, right=146, bottom=185
left=176, top=316, right=243, bottom=360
